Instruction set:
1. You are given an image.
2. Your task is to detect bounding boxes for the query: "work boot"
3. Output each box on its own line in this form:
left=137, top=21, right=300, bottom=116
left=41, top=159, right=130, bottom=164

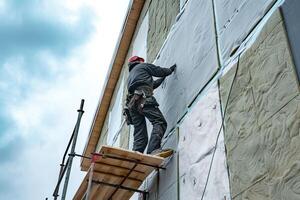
left=150, top=148, right=174, bottom=158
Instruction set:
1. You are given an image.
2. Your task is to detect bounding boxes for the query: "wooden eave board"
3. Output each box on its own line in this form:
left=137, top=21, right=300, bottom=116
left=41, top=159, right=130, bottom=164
left=73, top=146, right=164, bottom=200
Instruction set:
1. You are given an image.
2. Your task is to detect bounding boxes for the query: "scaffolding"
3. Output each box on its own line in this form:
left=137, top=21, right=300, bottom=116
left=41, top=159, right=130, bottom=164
left=50, top=99, right=170, bottom=200
left=73, top=146, right=166, bottom=200
left=52, top=99, right=85, bottom=200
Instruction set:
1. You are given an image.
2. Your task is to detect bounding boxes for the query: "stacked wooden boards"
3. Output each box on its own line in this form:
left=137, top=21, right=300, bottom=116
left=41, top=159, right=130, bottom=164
left=73, top=146, right=164, bottom=200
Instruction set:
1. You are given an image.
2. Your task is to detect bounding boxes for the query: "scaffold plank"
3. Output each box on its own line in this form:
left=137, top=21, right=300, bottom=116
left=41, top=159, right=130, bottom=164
left=73, top=146, right=164, bottom=200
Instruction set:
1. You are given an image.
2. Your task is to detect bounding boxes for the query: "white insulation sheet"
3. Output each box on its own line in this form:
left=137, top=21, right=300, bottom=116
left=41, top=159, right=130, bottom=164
left=214, top=0, right=276, bottom=64
left=178, top=83, right=230, bottom=200
left=107, top=77, right=124, bottom=146
left=153, top=0, right=218, bottom=133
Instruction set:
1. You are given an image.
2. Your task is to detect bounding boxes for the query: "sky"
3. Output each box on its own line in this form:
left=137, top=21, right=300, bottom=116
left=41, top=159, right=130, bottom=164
left=0, top=0, right=129, bottom=199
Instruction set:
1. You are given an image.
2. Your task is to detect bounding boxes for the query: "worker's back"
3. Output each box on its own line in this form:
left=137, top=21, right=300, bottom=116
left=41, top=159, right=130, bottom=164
left=127, top=62, right=173, bottom=93
left=127, top=62, right=154, bottom=93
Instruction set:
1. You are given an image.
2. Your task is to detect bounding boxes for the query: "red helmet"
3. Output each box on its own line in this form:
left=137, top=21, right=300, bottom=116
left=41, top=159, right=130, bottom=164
left=128, top=56, right=145, bottom=63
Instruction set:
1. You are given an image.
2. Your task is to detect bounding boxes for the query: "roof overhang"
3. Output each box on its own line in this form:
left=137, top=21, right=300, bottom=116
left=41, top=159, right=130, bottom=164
left=80, top=0, right=146, bottom=170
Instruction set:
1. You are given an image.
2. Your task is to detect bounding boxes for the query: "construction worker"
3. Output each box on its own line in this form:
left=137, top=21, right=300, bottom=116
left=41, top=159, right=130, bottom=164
left=124, top=55, right=176, bottom=156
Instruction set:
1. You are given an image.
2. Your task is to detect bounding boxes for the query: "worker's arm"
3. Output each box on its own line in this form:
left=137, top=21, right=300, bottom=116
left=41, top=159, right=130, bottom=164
left=146, top=63, right=176, bottom=77
left=153, top=77, right=166, bottom=89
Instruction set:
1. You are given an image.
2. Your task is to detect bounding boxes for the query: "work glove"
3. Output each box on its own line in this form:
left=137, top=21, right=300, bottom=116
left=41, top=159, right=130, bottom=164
left=169, top=64, right=177, bottom=72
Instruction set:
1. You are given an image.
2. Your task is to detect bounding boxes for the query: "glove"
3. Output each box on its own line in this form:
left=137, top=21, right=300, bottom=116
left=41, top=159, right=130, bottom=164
left=170, top=64, right=177, bottom=72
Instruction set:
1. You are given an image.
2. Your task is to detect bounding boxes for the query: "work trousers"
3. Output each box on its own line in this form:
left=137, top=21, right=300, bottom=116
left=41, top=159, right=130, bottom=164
left=130, top=105, right=167, bottom=154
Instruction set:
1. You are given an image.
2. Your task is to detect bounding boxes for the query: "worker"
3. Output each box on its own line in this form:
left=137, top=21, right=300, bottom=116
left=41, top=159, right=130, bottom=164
left=124, top=55, right=176, bottom=156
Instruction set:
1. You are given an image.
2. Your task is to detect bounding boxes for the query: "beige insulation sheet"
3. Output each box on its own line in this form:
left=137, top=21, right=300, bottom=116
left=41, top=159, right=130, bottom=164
left=220, top=9, right=300, bottom=199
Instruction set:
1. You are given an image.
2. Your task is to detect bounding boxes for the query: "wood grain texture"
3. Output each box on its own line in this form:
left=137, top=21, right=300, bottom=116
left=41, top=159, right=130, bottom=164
left=73, top=146, right=163, bottom=200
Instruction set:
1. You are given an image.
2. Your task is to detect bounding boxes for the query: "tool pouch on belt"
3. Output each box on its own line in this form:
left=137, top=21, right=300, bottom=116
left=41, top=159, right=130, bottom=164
left=123, top=107, right=133, bottom=125
left=127, top=90, right=146, bottom=113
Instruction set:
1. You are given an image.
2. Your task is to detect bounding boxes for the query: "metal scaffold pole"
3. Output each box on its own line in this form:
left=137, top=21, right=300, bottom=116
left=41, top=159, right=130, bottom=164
left=53, top=126, right=76, bottom=200
left=60, top=99, right=85, bottom=200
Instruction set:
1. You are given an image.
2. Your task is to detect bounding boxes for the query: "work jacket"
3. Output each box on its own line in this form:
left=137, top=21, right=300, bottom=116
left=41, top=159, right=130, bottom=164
left=127, top=62, right=172, bottom=94
left=127, top=62, right=173, bottom=107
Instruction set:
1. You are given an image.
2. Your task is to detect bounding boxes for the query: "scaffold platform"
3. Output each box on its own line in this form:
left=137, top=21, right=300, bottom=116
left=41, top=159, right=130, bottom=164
left=73, top=145, right=165, bottom=200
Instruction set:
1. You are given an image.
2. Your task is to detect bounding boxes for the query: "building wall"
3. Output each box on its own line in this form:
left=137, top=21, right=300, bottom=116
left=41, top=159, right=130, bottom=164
left=147, top=0, right=179, bottom=62
left=95, top=0, right=300, bottom=199
left=95, top=0, right=179, bottom=150
left=219, top=9, right=300, bottom=199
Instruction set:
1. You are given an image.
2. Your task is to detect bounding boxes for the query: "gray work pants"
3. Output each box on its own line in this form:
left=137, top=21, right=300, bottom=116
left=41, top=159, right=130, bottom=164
left=130, top=105, right=167, bottom=154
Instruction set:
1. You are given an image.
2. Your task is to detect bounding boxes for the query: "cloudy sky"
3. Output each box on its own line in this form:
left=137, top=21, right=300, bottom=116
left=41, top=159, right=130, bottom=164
left=0, top=0, right=129, bottom=199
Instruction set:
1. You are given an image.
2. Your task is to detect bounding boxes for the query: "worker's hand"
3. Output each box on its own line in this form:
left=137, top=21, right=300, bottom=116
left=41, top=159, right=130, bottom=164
left=169, top=64, right=177, bottom=72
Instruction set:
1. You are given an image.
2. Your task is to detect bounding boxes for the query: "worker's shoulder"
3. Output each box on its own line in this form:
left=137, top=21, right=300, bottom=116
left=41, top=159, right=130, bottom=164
left=141, top=62, right=158, bottom=69
left=139, top=62, right=153, bottom=66
left=133, top=63, right=154, bottom=71
left=131, top=63, right=158, bottom=73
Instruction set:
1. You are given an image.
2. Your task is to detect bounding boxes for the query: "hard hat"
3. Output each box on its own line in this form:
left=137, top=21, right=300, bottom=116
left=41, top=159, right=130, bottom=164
left=128, top=56, right=145, bottom=63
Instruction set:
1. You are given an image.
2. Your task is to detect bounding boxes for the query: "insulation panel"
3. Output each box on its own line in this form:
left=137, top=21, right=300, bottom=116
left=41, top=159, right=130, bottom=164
left=220, top=9, right=300, bottom=198
left=281, top=0, right=300, bottom=82
left=214, top=0, right=276, bottom=63
left=146, top=131, right=179, bottom=200
left=178, top=84, right=230, bottom=199
left=153, top=0, right=218, bottom=133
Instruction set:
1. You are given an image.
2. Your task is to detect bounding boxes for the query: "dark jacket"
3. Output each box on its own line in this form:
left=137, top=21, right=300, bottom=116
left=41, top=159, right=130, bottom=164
left=127, top=62, right=172, bottom=93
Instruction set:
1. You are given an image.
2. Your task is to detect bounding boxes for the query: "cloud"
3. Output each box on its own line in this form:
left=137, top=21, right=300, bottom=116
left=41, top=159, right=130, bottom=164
left=0, top=0, right=130, bottom=199
left=0, top=133, right=24, bottom=163
left=0, top=0, right=96, bottom=198
left=0, top=0, right=96, bottom=154
left=0, top=0, right=94, bottom=57
left=0, top=106, right=22, bottom=165
left=0, top=0, right=95, bottom=85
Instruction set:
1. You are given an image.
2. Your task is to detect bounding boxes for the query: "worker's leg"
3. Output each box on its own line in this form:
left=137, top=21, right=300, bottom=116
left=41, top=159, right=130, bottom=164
left=130, top=109, right=148, bottom=153
left=142, top=105, right=167, bottom=154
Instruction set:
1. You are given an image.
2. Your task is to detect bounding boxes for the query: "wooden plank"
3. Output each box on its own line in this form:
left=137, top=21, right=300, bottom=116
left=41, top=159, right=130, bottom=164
left=100, top=145, right=163, bottom=166
left=93, top=162, right=145, bottom=179
left=73, top=146, right=164, bottom=200
left=93, top=170, right=143, bottom=182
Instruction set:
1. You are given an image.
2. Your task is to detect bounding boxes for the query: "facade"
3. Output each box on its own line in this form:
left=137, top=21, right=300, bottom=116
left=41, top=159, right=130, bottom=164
left=76, top=0, right=300, bottom=199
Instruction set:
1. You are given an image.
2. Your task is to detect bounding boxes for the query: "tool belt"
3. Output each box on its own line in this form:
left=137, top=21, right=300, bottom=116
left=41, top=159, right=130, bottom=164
left=123, top=90, right=145, bottom=125
left=127, top=90, right=146, bottom=112
left=124, top=85, right=157, bottom=125
left=126, top=85, right=153, bottom=110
